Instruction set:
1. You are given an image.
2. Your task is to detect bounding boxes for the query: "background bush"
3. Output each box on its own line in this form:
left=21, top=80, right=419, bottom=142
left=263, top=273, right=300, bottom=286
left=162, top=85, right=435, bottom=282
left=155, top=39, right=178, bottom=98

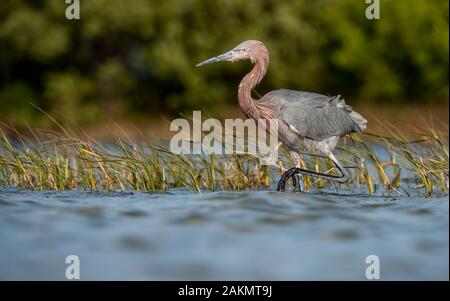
left=0, top=0, right=448, bottom=126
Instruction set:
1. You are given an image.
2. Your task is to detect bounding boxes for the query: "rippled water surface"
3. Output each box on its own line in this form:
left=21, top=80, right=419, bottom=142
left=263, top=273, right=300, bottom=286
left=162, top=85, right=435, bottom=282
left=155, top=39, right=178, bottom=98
left=0, top=188, right=448, bottom=280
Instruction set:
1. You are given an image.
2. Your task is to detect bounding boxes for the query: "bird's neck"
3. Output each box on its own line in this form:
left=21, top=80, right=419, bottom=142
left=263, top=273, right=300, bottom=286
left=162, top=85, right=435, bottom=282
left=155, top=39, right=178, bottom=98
left=238, top=57, right=268, bottom=119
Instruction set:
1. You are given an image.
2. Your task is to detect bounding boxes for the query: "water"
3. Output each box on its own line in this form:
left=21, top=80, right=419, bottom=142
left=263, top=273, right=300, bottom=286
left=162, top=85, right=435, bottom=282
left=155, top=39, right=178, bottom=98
left=0, top=187, right=448, bottom=280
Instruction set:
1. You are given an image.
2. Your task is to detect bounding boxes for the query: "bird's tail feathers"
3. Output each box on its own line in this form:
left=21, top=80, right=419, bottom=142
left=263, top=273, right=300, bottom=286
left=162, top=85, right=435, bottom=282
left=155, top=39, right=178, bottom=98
left=334, top=95, right=367, bottom=132
left=349, top=110, right=367, bottom=132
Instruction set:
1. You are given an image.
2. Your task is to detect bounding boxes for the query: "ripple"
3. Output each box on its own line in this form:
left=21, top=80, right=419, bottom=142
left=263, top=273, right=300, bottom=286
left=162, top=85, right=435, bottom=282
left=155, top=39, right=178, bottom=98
left=259, top=213, right=321, bottom=225
left=322, top=228, right=360, bottom=241
left=119, top=236, right=153, bottom=251
left=71, top=206, right=103, bottom=218
left=410, top=208, right=434, bottom=215
left=120, top=209, right=148, bottom=218
left=175, top=212, right=209, bottom=224
left=0, top=199, right=15, bottom=206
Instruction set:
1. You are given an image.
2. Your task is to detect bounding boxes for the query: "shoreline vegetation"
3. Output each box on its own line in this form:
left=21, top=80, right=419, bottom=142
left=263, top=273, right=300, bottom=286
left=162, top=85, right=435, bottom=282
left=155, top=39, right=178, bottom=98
left=1, top=1, right=447, bottom=129
left=0, top=108, right=448, bottom=197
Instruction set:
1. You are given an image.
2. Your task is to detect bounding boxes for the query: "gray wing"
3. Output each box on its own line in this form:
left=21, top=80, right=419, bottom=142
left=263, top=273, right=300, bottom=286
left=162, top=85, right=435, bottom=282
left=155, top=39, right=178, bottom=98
left=264, top=89, right=367, bottom=141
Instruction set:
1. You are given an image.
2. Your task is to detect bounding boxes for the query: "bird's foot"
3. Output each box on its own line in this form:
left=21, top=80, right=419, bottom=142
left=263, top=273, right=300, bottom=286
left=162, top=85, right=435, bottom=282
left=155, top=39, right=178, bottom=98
left=277, top=168, right=303, bottom=192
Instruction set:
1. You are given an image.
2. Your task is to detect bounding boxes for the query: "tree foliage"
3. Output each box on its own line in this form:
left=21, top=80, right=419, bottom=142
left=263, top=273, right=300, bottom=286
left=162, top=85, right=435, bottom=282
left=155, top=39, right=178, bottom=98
left=0, top=0, right=448, bottom=126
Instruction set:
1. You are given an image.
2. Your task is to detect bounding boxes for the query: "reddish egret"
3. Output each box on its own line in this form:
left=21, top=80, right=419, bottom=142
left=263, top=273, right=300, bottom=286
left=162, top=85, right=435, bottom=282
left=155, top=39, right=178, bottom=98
left=196, top=40, right=367, bottom=191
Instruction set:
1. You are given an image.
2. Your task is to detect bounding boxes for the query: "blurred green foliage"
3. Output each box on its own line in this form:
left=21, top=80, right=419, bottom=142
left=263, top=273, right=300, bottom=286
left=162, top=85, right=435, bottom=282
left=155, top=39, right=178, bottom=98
left=0, top=0, right=448, bottom=126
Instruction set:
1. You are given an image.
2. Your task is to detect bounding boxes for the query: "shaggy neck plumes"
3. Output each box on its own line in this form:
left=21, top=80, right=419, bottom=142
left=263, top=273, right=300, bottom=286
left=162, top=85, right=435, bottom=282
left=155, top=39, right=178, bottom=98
left=237, top=55, right=270, bottom=120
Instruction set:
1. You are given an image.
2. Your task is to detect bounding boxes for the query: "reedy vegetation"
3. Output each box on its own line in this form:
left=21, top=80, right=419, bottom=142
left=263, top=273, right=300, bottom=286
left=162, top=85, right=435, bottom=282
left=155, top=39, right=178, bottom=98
left=0, top=121, right=448, bottom=197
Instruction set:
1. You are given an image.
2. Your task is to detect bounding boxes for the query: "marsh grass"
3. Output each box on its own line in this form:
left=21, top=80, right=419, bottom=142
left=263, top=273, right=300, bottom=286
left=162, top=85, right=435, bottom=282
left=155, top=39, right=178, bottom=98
left=0, top=118, right=448, bottom=197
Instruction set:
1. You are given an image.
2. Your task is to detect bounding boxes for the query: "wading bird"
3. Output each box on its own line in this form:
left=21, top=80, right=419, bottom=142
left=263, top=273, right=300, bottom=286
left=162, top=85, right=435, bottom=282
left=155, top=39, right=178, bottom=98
left=196, top=40, right=367, bottom=191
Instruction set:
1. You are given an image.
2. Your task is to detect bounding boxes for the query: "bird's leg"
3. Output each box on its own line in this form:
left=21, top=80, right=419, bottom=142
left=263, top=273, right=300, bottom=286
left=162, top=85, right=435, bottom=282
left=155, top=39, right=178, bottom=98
left=291, top=152, right=304, bottom=192
left=276, top=167, right=298, bottom=191
left=277, top=168, right=305, bottom=191
left=287, top=173, right=303, bottom=192
left=294, top=174, right=304, bottom=192
left=277, top=151, right=303, bottom=192
left=276, top=153, right=349, bottom=192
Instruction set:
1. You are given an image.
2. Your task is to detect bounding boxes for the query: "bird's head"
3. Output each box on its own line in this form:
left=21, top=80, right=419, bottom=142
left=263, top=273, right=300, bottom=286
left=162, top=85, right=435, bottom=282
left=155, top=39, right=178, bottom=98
left=196, top=40, right=268, bottom=67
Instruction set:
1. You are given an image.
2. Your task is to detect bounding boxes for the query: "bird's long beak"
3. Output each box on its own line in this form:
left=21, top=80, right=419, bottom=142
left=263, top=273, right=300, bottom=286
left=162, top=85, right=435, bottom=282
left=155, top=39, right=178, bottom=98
left=195, top=50, right=234, bottom=67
